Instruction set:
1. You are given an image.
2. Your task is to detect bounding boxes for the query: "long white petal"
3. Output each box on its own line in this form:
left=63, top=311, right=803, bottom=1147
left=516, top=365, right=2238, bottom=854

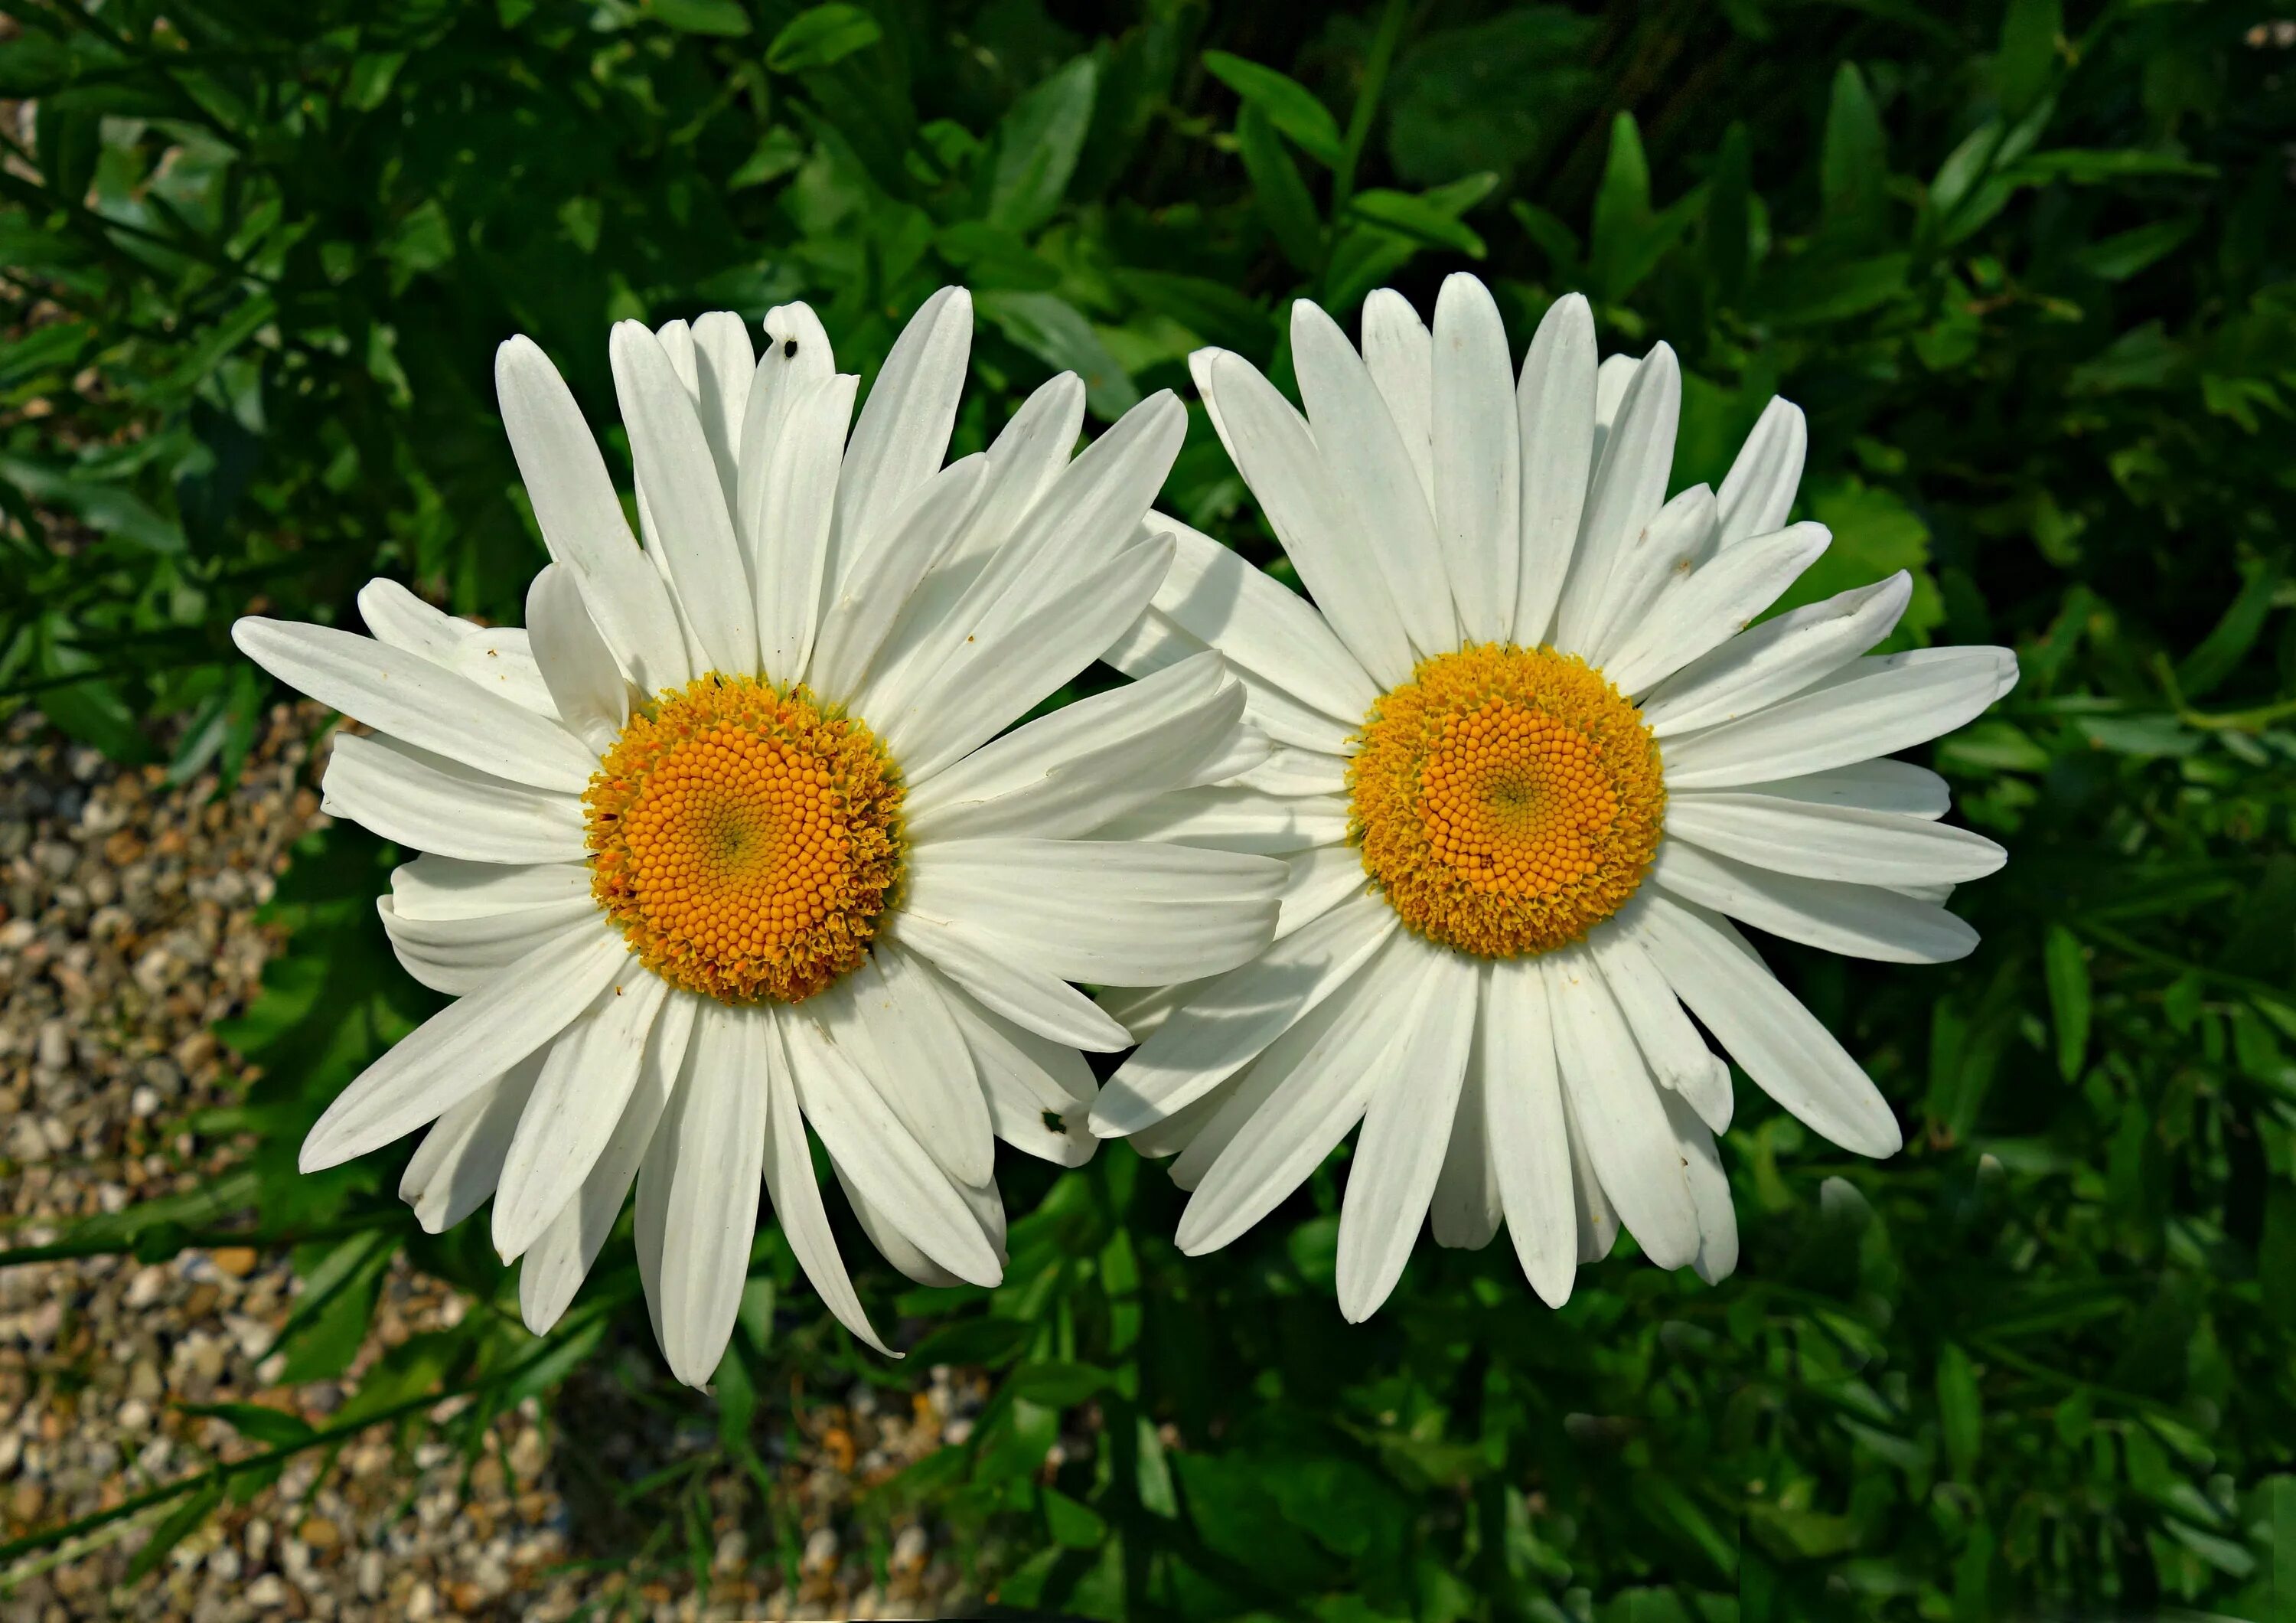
left=1666, top=793, right=2004, bottom=887
left=1359, top=289, right=1434, bottom=505
left=832, top=287, right=970, bottom=581
left=1174, top=933, right=1425, bottom=1253
left=1579, top=483, right=1715, bottom=666
left=688, top=310, right=755, bottom=521
left=1660, top=1086, right=1739, bottom=1285
left=321, top=733, right=586, bottom=866
left=357, top=582, right=557, bottom=717
left=1603, top=522, right=1832, bottom=694
left=1723, top=759, right=1951, bottom=819
left=236, top=619, right=595, bottom=792
left=1639, top=573, right=1910, bottom=735
left=748, top=372, right=856, bottom=687
left=1273, top=844, right=1371, bottom=939
left=378, top=893, right=597, bottom=996
left=885, top=910, right=1133, bottom=1051
left=1625, top=893, right=1902, bottom=1154
left=1553, top=343, right=1678, bottom=653
left=301, top=923, right=630, bottom=1171
left=820, top=946, right=994, bottom=1188
left=751, top=1014, right=891, bottom=1354
left=783, top=1012, right=1001, bottom=1288
left=1716, top=397, right=1806, bottom=547
left=517, top=992, right=696, bottom=1334
left=399, top=1052, right=546, bottom=1235
left=526, top=564, right=628, bottom=753
left=1292, top=299, right=1454, bottom=657
left=1090, top=783, right=1350, bottom=856
left=1200, top=348, right=1414, bottom=684
left=611, top=322, right=758, bottom=674
left=1091, top=896, right=1397, bottom=1135
left=493, top=971, right=670, bottom=1260
left=935, top=975, right=1097, bottom=1167
left=1482, top=959, right=1577, bottom=1307
left=646, top=1002, right=770, bottom=1386
left=1427, top=1031, right=1502, bottom=1252
left=1542, top=949, right=1698, bottom=1270
left=946, top=372, right=1088, bottom=567
left=1336, top=942, right=1478, bottom=1320
left=389, top=856, right=591, bottom=920
left=1429, top=274, right=1521, bottom=643
left=1587, top=924, right=1724, bottom=1129
left=1652, top=839, right=1980, bottom=962
left=1661, top=646, right=2017, bottom=789
left=903, top=839, right=1283, bottom=988
left=494, top=336, right=690, bottom=694
left=1512, top=292, right=1597, bottom=648
left=809, top=456, right=987, bottom=704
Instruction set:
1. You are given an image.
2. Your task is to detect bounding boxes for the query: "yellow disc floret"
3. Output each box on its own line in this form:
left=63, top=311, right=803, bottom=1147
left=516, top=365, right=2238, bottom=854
left=1348, top=644, right=1663, bottom=958
left=584, top=675, right=902, bottom=1004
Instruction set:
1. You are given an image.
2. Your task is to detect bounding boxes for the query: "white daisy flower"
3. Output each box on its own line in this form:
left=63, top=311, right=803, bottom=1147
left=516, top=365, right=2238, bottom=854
left=1088, top=275, right=2017, bottom=1321
left=234, top=289, right=1285, bottom=1382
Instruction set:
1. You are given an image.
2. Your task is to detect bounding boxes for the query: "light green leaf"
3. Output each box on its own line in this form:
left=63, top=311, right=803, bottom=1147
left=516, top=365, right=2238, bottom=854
left=1202, top=51, right=1342, bottom=167
left=765, top=5, right=877, bottom=71
left=977, top=291, right=1140, bottom=421
left=651, top=0, right=753, bottom=39
left=988, top=56, right=1097, bottom=235
left=2043, top=925, right=2089, bottom=1080
left=1236, top=101, right=1322, bottom=274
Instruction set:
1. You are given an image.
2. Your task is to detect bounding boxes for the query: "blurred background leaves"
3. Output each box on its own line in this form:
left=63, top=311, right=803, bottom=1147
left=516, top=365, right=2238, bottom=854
left=2, top=0, right=2293, bottom=1616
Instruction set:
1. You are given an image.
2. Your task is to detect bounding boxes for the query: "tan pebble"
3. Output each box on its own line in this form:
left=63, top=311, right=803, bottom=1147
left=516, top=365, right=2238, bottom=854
left=210, top=1246, right=259, bottom=1277
left=298, top=1514, right=339, bottom=1550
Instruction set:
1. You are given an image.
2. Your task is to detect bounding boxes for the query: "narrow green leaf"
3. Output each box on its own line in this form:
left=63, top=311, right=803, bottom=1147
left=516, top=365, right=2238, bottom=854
left=1998, top=0, right=2062, bottom=116
left=1936, top=1344, right=1982, bottom=1478
left=765, top=4, right=877, bottom=70
left=976, top=291, right=1138, bottom=421
left=651, top=0, right=754, bottom=38
left=1348, top=188, right=1487, bottom=258
left=181, top=1402, right=316, bottom=1448
left=124, top=1481, right=223, bottom=1584
left=1202, top=51, right=1344, bottom=168
left=2044, top=925, right=2090, bottom=1080
left=988, top=56, right=1097, bottom=235
left=1820, top=64, right=1888, bottom=243
left=1235, top=101, right=1323, bottom=273
left=2175, top=550, right=2282, bottom=700
left=1706, top=122, right=1752, bottom=300
left=2072, top=216, right=2198, bottom=282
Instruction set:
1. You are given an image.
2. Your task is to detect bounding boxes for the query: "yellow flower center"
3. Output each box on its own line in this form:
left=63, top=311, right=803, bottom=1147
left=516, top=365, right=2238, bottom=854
left=583, top=675, right=903, bottom=1004
left=1347, top=644, right=1663, bottom=958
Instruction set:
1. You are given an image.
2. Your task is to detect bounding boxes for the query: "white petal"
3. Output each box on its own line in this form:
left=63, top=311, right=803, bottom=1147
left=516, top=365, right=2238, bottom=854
left=1090, top=784, right=1350, bottom=855
left=1666, top=793, right=2004, bottom=887
left=783, top=1011, right=1001, bottom=1288
left=321, top=733, right=586, bottom=866
left=757, top=1013, right=892, bottom=1354
left=1098, top=977, right=1210, bottom=1047
left=1626, top=894, right=1902, bottom=1155
left=1200, top=348, right=1415, bottom=684
left=1359, top=289, right=1434, bottom=505
left=1273, top=844, right=1370, bottom=939
left=1137, top=1076, right=1236, bottom=1169
left=1730, top=759, right=1952, bottom=818
left=1513, top=293, right=1597, bottom=649
left=889, top=534, right=1177, bottom=782
left=1587, top=923, right=1720, bottom=1122
left=1336, top=942, right=1478, bottom=1319
left=832, top=286, right=970, bottom=583
left=493, top=970, right=670, bottom=1261
left=1659, top=646, right=2018, bottom=789
left=903, top=838, right=1283, bottom=988
left=759, top=302, right=834, bottom=391
left=378, top=893, right=597, bottom=995
left=820, top=946, right=995, bottom=1188
left=1292, top=300, right=1455, bottom=658
left=645, top=1002, right=770, bottom=1386
left=301, top=923, right=630, bottom=1171
left=1173, top=933, right=1423, bottom=1253
left=936, top=978, right=1097, bottom=1167
left=389, top=856, right=591, bottom=920
left=1640, top=573, right=1911, bottom=735
left=1564, top=1079, right=1619, bottom=1264
left=1105, top=617, right=1358, bottom=756
left=1603, top=522, right=1832, bottom=694
left=494, top=336, right=690, bottom=694
left=1427, top=1036, right=1502, bottom=1252
left=901, top=657, right=1241, bottom=844
left=399, top=1051, right=546, bottom=1235
left=236, top=619, right=595, bottom=792
left=526, top=564, right=628, bottom=753
left=945, top=371, right=1087, bottom=567
left=747, top=372, right=856, bottom=687
left=1091, top=894, right=1398, bottom=1135
left=1652, top=838, right=1981, bottom=962
left=1226, top=742, right=1343, bottom=795
left=1554, top=344, right=1679, bottom=654
left=517, top=992, right=696, bottom=1334
left=612, top=322, right=759, bottom=675
left=1541, top=949, right=1698, bottom=1270
left=689, top=310, right=755, bottom=521
left=356, top=578, right=463, bottom=661
left=808, top=455, right=987, bottom=704
left=1580, top=484, right=1716, bottom=666
left=1482, top=959, right=1577, bottom=1307
left=1660, top=1086, right=1739, bottom=1285
left=354, top=583, right=557, bottom=717
left=1429, top=274, right=1521, bottom=643
left=885, top=910, right=1133, bottom=1051
left=1716, top=397, right=1806, bottom=547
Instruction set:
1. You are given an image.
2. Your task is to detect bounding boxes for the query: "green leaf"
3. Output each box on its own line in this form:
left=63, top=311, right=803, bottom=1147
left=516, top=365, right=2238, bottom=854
left=1771, top=476, right=1940, bottom=637
left=181, top=1402, right=316, bottom=1448
left=1008, top=1360, right=1116, bottom=1407
left=905, top=1314, right=1032, bottom=1370
left=988, top=56, right=1097, bottom=235
left=1998, top=0, right=2062, bottom=116
left=765, top=4, right=877, bottom=70
left=1820, top=64, right=1889, bottom=245
left=1113, top=269, right=1270, bottom=353
left=2176, top=550, right=2282, bottom=700
left=2043, top=925, right=2090, bottom=1081
left=1348, top=187, right=1489, bottom=258
left=34, top=100, right=98, bottom=204
left=1936, top=1344, right=1982, bottom=1478
left=1587, top=114, right=1694, bottom=302
left=124, top=1481, right=223, bottom=1584
left=1705, top=122, right=1753, bottom=301
left=1756, top=252, right=1911, bottom=325
left=1042, top=1484, right=1109, bottom=1549
left=651, top=0, right=753, bottom=38
left=0, top=31, right=72, bottom=97
left=1235, top=101, right=1323, bottom=274
left=977, top=290, right=1139, bottom=421
left=2072, top=217, right=2197, bottom=282
left=1202, top=51, right=1343, bottom=168
left=271, top=1231, right=393, bottom=1384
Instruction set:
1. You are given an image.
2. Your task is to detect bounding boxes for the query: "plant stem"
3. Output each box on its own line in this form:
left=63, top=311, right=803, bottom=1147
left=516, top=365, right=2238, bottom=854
left=1328, top=0, right=1411, bottom=256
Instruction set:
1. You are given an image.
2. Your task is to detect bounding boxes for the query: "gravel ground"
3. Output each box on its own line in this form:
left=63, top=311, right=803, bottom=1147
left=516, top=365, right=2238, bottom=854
left=0, top=707, right=982, bottom=1621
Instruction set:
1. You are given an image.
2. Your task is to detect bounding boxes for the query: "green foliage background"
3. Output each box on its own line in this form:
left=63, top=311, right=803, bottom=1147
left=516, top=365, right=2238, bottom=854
left=3, top=0, right=2294, bottom=1616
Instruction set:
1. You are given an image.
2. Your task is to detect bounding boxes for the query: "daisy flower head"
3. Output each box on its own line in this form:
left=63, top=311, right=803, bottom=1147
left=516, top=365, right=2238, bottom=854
left=233, top=289, right=1287, bottom=1383
left=1090, top=275, right=2017, bottom=1321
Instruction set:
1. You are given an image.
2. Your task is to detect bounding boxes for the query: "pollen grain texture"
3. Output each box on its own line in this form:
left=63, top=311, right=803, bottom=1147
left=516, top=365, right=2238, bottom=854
left=1347, top=644, right=1663, bottom=958
left=584, top=674, right=902, bottom=1004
